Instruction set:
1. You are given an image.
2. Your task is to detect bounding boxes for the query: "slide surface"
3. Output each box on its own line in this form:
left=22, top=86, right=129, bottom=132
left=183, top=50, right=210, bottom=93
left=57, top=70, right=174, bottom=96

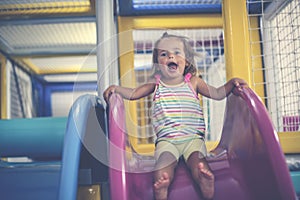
left=108, top=88, right=297, bottom=200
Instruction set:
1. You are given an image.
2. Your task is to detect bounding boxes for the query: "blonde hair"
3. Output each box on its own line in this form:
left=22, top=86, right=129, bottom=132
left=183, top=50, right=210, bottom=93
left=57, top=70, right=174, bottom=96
left=151, top=32, right=198, bottom=77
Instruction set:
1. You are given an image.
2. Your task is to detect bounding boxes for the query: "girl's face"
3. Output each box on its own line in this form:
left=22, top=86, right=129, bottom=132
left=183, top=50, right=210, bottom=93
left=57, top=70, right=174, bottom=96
left=156, top=37, right=187, bottom=81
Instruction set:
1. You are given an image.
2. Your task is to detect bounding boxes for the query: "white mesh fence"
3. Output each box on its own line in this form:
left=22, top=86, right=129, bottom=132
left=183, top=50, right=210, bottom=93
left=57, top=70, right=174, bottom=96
left=247, top=0, right=300, bottom=132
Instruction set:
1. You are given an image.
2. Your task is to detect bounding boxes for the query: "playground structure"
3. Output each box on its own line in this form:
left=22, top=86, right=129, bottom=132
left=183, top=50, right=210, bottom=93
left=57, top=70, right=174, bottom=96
left=0, top=87, right=298, bottom=199
left=0, top=0, right=299, bottom=199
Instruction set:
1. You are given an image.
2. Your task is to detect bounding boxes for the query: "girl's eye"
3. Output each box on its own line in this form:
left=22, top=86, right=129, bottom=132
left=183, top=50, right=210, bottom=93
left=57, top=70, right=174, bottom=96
left=175, top=50, right=181, bottom=55
left=160, top=52, right=167, bottom=57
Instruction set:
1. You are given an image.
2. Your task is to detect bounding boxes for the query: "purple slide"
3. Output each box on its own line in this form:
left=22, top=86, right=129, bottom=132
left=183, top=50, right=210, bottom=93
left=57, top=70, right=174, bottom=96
left=108, top=88, right=297, bottom=200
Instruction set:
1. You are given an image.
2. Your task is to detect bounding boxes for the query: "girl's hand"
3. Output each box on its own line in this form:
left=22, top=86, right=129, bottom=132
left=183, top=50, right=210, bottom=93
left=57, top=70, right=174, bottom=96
left=103, top=85, right=117, bottom=103
left=232, top=78, right=247, bottom=96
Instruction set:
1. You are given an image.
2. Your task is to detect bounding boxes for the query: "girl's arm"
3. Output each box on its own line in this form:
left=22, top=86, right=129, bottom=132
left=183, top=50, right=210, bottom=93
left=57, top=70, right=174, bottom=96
left=192, top=76, right=247, bottom=100
left=103, top=82, right=156, bottom=103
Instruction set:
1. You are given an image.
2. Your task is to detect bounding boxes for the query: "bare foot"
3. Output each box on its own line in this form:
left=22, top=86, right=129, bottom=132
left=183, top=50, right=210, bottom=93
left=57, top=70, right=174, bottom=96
left=153, top=172, right=170, bottom=200
left=198, top=163, right=214, bottom=199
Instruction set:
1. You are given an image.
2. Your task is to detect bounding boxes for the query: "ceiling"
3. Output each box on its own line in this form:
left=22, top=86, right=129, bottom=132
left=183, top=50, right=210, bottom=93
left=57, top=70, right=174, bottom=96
left=0, top=0, right=98, bottom=82
left=0, top=0, right=268, bottom=82
left=0, top=0, right=224, bottom=81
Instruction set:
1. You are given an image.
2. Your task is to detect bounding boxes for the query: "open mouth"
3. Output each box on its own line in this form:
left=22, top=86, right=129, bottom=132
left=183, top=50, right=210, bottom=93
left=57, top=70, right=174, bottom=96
left=167, top=62, right=178, bottom=70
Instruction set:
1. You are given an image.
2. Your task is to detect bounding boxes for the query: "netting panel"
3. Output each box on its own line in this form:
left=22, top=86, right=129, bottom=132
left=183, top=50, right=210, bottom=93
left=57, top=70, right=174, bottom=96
left=247, top=0, right=300, bottom=132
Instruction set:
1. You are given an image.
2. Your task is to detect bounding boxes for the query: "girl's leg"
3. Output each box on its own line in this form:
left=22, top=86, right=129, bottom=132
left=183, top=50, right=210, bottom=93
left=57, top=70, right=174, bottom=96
left=186, top=152, right=214, bottom=200
left=153, top=152, right=177, bottom=200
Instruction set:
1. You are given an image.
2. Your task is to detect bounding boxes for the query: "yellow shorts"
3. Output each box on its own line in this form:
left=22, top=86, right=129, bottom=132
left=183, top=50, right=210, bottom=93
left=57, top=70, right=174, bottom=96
left=154, top=137, right=207, bottom=162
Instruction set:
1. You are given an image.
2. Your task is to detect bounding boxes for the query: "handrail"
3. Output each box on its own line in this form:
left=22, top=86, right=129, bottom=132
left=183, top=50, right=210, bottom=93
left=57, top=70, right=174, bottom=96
left=108, top=93, right=129, bottom=200
left=241, top=88, right=296, bottom=199
left=217, top=87, right=296, bottom=199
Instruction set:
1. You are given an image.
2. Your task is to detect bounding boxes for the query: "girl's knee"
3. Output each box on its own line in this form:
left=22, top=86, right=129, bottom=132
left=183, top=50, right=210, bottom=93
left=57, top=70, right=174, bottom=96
left=155, top=152, right=177, bottom=170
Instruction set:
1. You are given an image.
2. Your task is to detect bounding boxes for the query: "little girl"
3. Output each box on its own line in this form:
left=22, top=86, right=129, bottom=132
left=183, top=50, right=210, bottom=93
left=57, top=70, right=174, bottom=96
left=103, top=32, right=247, bottom=200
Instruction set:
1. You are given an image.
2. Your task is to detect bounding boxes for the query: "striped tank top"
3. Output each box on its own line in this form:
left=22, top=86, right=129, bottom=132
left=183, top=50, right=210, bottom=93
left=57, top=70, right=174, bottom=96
left=153, top=73, right=206, bottom=143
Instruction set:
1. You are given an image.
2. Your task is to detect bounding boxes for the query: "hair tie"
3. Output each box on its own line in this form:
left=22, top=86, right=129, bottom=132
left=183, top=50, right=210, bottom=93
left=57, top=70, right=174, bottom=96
left=185, top=73, right=192, bottom=82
